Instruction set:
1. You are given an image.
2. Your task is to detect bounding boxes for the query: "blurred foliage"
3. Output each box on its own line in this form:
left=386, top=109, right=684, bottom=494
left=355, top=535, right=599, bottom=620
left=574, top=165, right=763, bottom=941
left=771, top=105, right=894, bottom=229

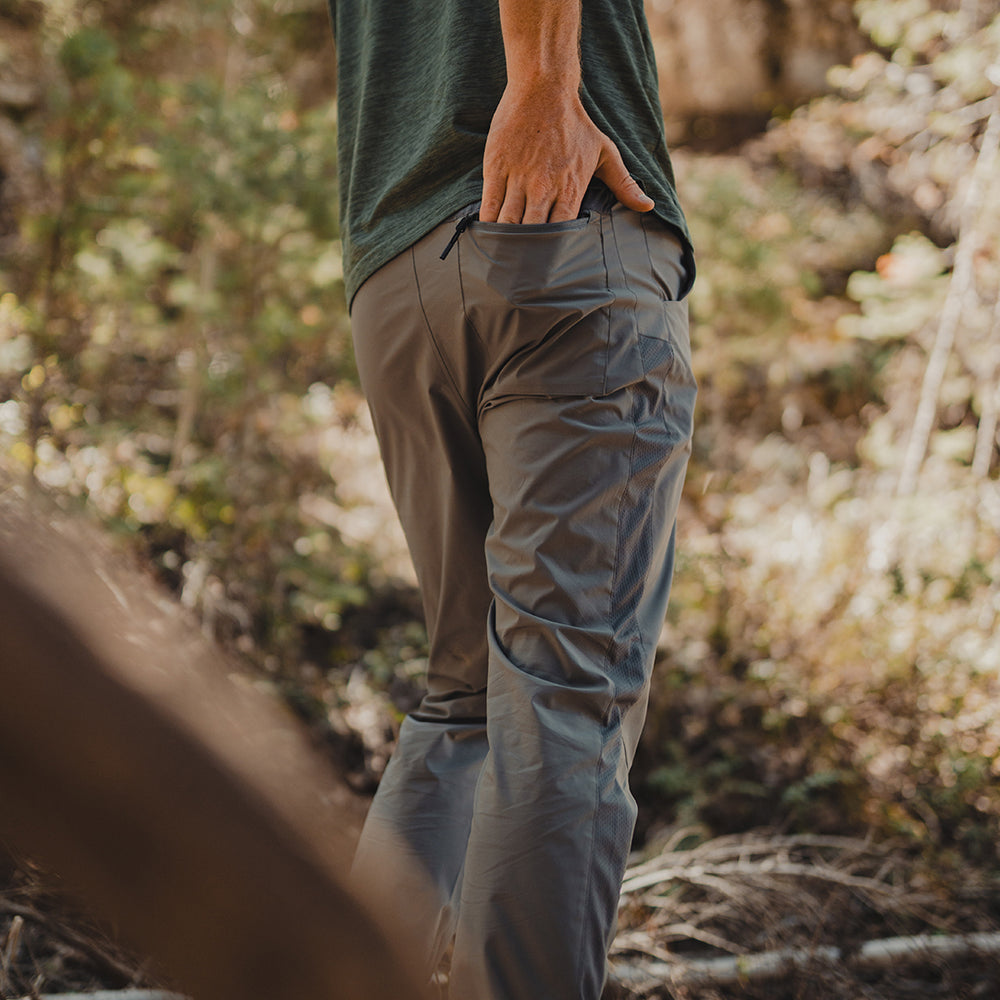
left=0, top=0, right=375, bottom=676
left=639, top=0, right=1000, bottom=867
left=1, top=0, right=998, bottom=875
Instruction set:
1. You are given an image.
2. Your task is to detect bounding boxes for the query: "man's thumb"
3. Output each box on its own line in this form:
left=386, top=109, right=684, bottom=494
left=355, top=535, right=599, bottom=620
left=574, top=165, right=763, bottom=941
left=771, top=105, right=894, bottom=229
left=596, top=145, right=655, bottom=212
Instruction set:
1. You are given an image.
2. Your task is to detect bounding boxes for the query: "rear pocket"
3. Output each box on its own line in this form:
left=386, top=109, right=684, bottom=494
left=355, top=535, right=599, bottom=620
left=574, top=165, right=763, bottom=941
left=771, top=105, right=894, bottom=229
left=459, top=214, right=645, bottom=406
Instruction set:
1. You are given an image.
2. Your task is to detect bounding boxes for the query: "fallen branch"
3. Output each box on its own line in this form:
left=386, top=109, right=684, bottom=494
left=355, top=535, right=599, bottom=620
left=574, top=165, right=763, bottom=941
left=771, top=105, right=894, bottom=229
left=610, top=931, right=1000, bottom=989
left=1, top=914, right=24, bottom=996
left=621, top=858, right=896, bottom=897
left=616, top=830, right=955, bottom=941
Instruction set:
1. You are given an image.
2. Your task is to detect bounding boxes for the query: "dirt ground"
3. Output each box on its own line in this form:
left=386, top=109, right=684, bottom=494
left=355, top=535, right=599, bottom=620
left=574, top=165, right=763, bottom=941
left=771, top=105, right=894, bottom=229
left=3, top=840, right=1000, bottom=1000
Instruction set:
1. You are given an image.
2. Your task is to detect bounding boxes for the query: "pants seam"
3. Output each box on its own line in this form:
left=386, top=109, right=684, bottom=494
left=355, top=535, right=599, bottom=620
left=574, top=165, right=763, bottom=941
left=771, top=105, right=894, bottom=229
left=597, top=212, right=613, bottom=397
left=572, top=379, right=643, bottom=994
left=608, top=207, right=641, bottom=350
left=602, top=404, right=641, bottom=714
left=638, top=211, right=663, bottom=302
left=573, top=740, right=607, bottom=998
left=411, top=245, right=479, bottom=426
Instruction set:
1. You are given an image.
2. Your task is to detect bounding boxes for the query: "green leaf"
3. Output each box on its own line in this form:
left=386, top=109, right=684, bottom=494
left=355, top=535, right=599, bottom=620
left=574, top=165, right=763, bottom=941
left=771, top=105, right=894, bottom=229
left=60, top=27, right=118, bottom=81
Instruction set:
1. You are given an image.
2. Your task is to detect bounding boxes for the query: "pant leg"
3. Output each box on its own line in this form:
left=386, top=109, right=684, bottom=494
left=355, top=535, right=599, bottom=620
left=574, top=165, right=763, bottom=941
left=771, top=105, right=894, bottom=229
left=453, top=376, right=691, bottom=1000
left=351, top=201, right=695, bottom=999
left=348, top=232, right=493, bottom=973
left=439, top=205, right=695, bottom=1000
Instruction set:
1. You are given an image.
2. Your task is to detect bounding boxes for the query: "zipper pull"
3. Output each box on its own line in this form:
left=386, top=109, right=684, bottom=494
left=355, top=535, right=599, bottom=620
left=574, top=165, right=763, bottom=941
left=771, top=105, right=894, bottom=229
left=440, top=214, right=476, bottom=260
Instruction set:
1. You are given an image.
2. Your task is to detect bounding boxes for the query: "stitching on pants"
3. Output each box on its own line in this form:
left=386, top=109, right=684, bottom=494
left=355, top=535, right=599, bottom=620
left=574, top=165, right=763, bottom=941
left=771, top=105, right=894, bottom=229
left=573, top=387, right=643, bottom=994
left=410, top=245, right=478, bottom=426
left=598, top=209, right=645, bottom=701
left=638, top=211, right=659, bottom=300
left=597, top=213, right=613, bottom=397
left=608, top=207, right=641, bottom=351
left=602, top=390, right=643, bottom=710
left=455, top=238, right=490, bottom=358
left=572, top=738, right=606, bottom=998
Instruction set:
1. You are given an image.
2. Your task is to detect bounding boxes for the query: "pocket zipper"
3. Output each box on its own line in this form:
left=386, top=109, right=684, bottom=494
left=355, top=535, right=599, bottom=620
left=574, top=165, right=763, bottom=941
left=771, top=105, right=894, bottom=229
left=440, top=213, right=478, bottom=261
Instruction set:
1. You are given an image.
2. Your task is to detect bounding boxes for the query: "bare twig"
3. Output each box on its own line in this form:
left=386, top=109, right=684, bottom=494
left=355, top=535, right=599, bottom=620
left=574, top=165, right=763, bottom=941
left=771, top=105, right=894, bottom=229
left=614, top=828, right=966, bottom=978
left=622, top=859, right=898, bottom=897
left=1, top=914, right=25, bottom=991
left=972, top=288, right=1000, bottom=476
left=624, top=833, right=880, bottom=876
left=620, top=832, right=891, bottom=895
left=0, top=900, right=145, bottom=986
left=898, top=93, right=1000, bottom=494
left=610, top=931, right=1000, bottom=989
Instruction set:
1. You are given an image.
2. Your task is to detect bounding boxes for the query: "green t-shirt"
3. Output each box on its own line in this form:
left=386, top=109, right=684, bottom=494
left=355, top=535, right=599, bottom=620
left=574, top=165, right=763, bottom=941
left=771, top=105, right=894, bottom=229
left=328, top=0, right=692, bottom=306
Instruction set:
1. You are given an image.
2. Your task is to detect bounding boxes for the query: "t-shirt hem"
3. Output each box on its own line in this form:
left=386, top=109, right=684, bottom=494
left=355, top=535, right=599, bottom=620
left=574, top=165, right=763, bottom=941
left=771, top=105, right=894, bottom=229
left=343, top=181, right=485, bottom=310
left=342, top=182, right=693, bottom=310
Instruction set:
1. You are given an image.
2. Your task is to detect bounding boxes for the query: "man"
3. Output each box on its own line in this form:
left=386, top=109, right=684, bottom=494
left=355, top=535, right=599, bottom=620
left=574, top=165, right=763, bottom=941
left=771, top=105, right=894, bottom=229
left=328, top=2, right=696, bottom=998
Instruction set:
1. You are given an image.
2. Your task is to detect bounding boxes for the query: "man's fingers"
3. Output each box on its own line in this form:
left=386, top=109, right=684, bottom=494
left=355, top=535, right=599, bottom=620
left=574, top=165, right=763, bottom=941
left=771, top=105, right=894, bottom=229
left=482, top=179, right=550, bottom=225
left=479, top=171, right=507, bottom=223
left=548, top=192, right=582, bottom=223
left=497, top=189, right=528, bottom=224
left=520, top=194, right=555, bottom=224
left=596, top=143, right=655, bottom=213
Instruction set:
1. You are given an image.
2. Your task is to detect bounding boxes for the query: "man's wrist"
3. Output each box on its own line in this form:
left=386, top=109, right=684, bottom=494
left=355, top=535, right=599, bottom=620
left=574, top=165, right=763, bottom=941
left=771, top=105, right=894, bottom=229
left=502, top=71, right=581, bottom=106
left=499, top=0, right=582, bottom=96
left=504, top=66, right=580, bottom=96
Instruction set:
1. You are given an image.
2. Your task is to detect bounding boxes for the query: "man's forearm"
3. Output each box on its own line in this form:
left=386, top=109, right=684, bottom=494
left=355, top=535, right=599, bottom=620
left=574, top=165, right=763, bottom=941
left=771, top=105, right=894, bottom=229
left=481, top=0, right=653, bottom=223
left=498, top=0, right=581, bottom=95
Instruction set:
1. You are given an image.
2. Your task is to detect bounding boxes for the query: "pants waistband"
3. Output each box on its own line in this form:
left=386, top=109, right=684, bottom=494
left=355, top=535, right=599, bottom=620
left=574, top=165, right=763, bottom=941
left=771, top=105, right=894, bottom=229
left=447, top=179, right=618, bottom=225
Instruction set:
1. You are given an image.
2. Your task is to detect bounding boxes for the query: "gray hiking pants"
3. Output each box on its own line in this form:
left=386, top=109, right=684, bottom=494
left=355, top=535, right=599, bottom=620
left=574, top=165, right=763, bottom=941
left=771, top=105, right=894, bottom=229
left=349, top=189, right=696, bottom=1000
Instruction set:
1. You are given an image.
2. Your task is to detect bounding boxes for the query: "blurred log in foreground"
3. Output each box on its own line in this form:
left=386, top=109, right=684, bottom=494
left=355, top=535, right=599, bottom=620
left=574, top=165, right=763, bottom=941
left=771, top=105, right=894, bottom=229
left=0, top=486, right=428, bottom=1000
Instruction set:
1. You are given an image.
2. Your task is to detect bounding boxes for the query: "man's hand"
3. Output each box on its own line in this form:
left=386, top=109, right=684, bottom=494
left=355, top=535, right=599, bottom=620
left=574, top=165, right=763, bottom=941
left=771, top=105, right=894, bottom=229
left=479, top=83, right=655, bottom=224
left=481, top=0, right=654, bottom=225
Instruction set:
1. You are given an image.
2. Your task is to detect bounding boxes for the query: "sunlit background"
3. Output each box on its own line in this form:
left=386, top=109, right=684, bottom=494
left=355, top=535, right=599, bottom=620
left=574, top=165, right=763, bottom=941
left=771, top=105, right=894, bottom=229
left=1, top=0, right=998, bottom=995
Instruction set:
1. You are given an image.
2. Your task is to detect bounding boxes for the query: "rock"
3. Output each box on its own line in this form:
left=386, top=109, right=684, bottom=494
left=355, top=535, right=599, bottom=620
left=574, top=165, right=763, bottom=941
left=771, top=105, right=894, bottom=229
left=0, top=9, right=44, bottom=114
left=0, top=0, right=43, bottom=28
left=646, top=0, right=867, bottom=146
left=0, top=77, right=38, bottom=110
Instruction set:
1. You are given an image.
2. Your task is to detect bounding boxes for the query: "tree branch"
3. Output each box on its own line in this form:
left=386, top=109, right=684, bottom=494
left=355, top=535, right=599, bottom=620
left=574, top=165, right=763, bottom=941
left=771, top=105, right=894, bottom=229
left=610, top=931, right=1000, bottom=990
left=898, top=92, right=1000, bottom=494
